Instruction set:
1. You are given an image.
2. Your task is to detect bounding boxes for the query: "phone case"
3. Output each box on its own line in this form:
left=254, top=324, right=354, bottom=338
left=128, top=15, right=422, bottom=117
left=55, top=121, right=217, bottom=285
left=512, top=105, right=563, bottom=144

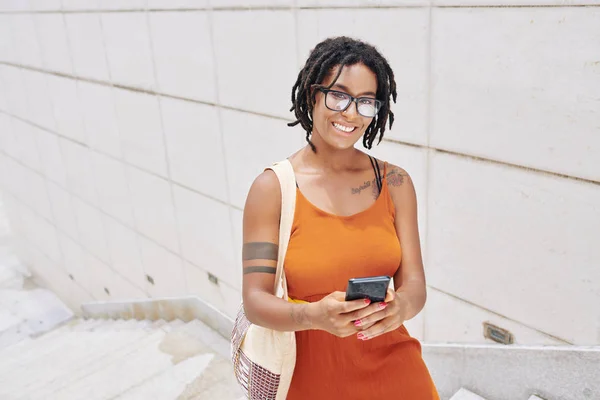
left=345, top=275, right=391, bottom=303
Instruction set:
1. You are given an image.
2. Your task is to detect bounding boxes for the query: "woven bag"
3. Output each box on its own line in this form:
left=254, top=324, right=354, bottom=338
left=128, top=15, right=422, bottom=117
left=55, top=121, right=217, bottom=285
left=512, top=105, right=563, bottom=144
left=231, top=159, right=297, bottom=400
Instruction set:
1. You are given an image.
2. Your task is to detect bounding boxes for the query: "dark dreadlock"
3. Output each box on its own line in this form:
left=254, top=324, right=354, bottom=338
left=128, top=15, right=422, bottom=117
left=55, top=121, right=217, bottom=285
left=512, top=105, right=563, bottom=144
left=288, top=36, right=397, bottom=152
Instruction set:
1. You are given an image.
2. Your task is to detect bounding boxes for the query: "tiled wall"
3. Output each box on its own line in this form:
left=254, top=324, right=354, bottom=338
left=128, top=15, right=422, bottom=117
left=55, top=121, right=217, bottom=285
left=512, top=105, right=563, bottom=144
left=0, top=0, right=598, bottom=346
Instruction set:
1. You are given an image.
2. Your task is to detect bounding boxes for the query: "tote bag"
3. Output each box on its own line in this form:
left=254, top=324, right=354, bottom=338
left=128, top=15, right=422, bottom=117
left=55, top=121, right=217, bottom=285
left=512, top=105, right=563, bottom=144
left=231, top=159, right=297, bottom=400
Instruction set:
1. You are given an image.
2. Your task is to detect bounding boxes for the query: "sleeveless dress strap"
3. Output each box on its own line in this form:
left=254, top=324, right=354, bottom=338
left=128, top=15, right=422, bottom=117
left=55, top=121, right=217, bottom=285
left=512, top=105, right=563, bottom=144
left=369, top=156, right=382, bottom=194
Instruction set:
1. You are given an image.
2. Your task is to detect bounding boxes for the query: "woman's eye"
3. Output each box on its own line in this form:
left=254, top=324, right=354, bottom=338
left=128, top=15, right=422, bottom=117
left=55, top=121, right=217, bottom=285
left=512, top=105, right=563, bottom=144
left=331, top=92, right=347, bottom=99
left=359, top=99, right=375, bottom=105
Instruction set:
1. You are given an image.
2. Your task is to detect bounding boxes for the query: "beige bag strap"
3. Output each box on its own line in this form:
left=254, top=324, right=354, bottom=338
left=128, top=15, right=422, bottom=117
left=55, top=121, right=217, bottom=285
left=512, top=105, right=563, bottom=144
left=268, top=159, right=296, bottom=301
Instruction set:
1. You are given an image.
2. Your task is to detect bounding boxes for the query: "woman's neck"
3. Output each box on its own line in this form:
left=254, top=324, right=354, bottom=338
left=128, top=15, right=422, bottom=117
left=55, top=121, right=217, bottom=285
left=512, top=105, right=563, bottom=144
left=298, top=134, right=364, bottom=173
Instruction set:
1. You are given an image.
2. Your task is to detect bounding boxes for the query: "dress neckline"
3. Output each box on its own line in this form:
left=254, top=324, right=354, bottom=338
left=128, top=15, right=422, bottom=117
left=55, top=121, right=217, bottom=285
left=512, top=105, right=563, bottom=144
left=294, top=162, right=388, bottom=219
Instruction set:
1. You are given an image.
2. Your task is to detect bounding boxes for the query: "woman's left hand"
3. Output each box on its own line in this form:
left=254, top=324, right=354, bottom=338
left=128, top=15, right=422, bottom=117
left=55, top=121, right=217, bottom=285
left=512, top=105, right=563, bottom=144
left=352, top=288, right=409, bottom=341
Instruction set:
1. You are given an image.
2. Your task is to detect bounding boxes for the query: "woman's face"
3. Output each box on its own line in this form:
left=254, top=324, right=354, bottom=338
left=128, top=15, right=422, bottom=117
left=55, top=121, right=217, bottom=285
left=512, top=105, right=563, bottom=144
left=311, top=63, right=378, bottom=151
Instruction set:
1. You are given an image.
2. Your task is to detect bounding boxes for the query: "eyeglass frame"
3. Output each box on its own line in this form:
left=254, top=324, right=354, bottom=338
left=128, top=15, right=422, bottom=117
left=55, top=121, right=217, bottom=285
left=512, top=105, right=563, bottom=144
left=311, top=84, right=383, bottom=118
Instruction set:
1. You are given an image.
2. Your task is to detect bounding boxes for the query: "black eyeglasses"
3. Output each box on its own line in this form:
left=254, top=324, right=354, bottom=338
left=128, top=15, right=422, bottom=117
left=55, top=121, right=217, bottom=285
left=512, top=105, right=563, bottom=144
left=314, top=86, right=382, bottom=118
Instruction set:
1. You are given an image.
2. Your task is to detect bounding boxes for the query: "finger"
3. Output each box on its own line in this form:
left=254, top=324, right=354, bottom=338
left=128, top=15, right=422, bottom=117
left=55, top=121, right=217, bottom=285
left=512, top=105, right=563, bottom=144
left=341, top=297, right=372, bottom=313
left=352, top=304, right=388, bottom=328
left=358, top=321, right=376, bottom=331
left=356, top=320, right=399, bottom=341
left=346, top=301, right=388, bottom=324
left=384, top=288, right=395, bottom=303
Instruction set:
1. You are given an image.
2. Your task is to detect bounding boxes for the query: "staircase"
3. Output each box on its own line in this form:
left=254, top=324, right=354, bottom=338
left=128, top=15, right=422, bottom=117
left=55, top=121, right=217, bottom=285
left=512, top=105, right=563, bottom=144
left=0, top=317, right=242, bottom=400
left=0, top=196, right=242, bottom=399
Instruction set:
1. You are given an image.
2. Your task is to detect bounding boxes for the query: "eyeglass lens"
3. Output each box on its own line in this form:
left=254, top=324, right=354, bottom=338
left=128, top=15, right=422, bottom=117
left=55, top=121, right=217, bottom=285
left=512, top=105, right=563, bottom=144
left=325, top=91, right=378, bottom=118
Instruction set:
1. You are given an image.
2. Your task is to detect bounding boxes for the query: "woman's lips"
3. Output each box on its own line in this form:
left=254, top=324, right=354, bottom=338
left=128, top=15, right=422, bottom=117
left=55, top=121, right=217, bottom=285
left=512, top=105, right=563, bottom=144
left=332, top=121, right=356, bottom=135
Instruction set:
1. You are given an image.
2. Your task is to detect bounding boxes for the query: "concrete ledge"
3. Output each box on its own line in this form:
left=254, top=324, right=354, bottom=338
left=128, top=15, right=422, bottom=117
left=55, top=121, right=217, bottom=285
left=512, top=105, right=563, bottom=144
left=81, top=296, right=235, bottom=341
left=423, top=343, right=599, bottom=400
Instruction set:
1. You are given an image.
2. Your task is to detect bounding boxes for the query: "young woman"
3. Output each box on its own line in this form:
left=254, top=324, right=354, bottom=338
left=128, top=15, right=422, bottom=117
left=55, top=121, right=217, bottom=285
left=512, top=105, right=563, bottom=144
left=241, top=37, right=439, bottom=399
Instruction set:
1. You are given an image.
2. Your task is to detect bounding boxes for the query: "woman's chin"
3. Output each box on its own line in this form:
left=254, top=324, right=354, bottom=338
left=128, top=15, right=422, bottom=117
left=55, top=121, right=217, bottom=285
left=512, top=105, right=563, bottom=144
left=327, top=131, right=362, bottom=149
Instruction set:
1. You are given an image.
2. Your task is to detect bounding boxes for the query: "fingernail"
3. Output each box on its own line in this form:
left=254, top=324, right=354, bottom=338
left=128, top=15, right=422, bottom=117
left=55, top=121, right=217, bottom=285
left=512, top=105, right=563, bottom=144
left=357, top=333, right=365, bottom=339
left=364, top=299, right=371, bottom=305
left=354, top=319, right=362, bottom=327
left=378, top=302, right=388, bottom=310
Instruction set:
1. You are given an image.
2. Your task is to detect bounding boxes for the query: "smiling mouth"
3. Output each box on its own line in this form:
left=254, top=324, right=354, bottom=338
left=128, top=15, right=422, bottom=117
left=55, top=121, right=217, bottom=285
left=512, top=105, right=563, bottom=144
left=332, top=122, right=356, bottom=133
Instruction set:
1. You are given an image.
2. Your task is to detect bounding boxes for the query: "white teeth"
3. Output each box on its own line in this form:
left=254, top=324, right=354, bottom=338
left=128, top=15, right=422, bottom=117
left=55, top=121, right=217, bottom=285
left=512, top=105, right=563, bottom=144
left=333, top=122, right=355, bottom=133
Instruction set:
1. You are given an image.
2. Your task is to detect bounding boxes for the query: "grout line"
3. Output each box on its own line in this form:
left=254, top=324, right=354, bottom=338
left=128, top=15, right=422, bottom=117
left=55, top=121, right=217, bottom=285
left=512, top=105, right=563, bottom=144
left=144, top=8, right=190, bottom=294
left=422, top=3, right=435, bottom=341
left=207, top=4, right=242, bottom=287
left=382, top=137, right=600, bottom=186
left=23, top=15, right=81, bottom=299
left=427, top=285, right=573, bottom=344
left=434, top=3, right=600, bottom=7
left=0, top=109, right=243, bottom=211
left=0, top=61, right=294, bottom=123
left=97, top=10, right=152, bottom=298
left=0, top=149, right=242, bottom=292
left=2, top=4, right=599, bottom=14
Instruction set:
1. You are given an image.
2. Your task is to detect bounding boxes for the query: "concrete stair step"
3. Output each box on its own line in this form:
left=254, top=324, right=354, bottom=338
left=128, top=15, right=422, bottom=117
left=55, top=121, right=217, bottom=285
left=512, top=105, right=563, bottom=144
left=0, top=330, right=151, bottom=395
left=0, top=319, right=33, bottom=350
left=69, top=318, right=107, bottom=332
left=87, top=319, right=129, bottom=332
left=0, top=288, right=74, bottom=351
left=162, top=318, right=185, bottom=331
left=172, top=319, right=231, bottom=359
left=24, top=329, right=175, bottom=400
left=0, top=319, right=81, bottom=364
left=6, top=329, right=168, bottom=400
left=116, top=319, right=243, bottom=399
left=0, top=319, right=158, bottom=379
left=0, top=256, right=25, bottom=289
left=152, top=319, right=168, bottom=329
left=0, top=319, right=82, bottom=366
left=113, top=353, right=216, bottom=400
left=450, top=388, right=488, bottom=400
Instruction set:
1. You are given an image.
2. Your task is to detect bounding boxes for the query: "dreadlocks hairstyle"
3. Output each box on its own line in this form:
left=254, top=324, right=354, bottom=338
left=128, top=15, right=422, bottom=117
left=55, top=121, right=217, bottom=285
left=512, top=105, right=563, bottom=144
left=288, top=36, right=397, bottom=152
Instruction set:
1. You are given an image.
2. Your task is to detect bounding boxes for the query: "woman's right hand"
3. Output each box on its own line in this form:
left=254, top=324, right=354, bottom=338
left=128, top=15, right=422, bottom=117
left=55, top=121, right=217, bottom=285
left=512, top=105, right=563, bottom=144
left=308, top=291, right=388, bottom=337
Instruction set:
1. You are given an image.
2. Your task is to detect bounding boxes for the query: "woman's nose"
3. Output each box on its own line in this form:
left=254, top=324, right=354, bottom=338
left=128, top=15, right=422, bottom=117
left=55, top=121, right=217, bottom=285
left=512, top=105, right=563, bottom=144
left=341, top=100, right=359, bottom=119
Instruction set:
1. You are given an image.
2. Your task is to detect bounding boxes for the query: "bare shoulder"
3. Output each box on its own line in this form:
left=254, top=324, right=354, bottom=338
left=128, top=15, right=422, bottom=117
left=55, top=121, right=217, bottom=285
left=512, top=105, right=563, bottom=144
left=381, top=162, right=417, bottom=206
left=244, top=169, right=282, bottom=221
left=384, top=163, right=411, bottom=189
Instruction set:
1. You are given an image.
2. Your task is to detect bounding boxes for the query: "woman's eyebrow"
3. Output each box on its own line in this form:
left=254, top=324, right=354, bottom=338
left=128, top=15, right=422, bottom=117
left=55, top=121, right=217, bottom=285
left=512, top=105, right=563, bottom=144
left=332, top=83, right=376, bottom=98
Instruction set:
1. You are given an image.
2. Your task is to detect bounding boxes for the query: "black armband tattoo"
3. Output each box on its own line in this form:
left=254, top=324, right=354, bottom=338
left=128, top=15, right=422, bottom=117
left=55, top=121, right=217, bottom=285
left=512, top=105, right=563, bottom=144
left=242, top=242, right=278, bottom=261
left=243, top=266, right=277, bottom=275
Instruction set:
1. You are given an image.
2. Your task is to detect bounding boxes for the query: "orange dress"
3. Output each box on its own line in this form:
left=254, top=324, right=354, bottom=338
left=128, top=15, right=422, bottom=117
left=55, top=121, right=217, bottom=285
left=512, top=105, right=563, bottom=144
left=284, top=163, right=439, bottom=399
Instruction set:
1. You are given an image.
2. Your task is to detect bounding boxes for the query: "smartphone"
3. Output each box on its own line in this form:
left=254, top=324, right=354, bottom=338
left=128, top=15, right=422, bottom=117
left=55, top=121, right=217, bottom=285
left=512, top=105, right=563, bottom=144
left=345, top=275, right=391, bottom=303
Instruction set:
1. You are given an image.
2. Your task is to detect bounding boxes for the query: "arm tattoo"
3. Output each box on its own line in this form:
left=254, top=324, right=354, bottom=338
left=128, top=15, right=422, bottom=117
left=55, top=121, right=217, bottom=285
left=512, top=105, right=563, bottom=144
left=243, top=266, right=277, bottom=275
left=290, top=304, right=312, bottom=328
left=243, top=242, right=278, bottom=261
left=386, top=168, right=405, bottom=187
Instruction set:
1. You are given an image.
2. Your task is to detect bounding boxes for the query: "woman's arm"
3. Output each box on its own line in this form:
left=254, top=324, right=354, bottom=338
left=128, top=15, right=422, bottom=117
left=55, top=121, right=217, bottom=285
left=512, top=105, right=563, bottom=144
left=241, top=170, right=314, bottom=331
left=241, top=169, right=372, bottom=333
left=387, top=165, right=428, bottom=321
